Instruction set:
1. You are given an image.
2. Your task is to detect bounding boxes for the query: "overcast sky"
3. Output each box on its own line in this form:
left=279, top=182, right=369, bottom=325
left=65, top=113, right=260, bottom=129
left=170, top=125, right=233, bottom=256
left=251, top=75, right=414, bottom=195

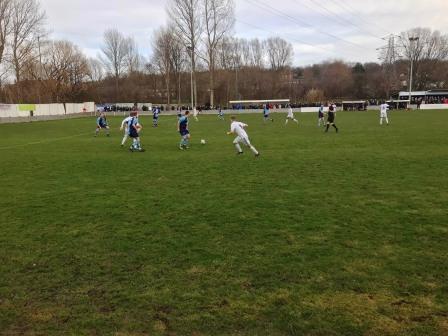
left=40, top=0, right=448, bottom=66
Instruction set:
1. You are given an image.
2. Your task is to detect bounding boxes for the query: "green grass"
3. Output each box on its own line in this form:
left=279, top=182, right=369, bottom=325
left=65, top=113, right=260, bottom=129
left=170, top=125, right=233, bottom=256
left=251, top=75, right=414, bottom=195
left=0, top=110, right=447, bottom=336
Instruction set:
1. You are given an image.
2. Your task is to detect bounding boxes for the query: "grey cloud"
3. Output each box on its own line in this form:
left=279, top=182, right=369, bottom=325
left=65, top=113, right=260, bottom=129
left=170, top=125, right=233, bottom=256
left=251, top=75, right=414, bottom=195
left=40, top=0, right=448, bottom=66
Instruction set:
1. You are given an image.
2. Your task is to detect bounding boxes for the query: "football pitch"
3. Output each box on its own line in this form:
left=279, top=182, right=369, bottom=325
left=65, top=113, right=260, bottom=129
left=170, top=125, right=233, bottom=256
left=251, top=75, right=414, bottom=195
left=0, top=110, right=447, bottom=335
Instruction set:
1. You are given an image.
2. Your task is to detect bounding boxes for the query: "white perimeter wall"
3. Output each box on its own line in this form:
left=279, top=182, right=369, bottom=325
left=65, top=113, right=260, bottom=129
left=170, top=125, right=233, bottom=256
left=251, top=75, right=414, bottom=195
left=420, top=104, right=448, bottom=110
left=0, top=102, right=95, bottom=118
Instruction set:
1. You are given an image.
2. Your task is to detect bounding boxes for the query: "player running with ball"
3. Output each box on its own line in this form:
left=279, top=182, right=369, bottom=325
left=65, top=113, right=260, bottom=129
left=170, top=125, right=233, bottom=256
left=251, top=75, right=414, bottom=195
left=227, top=116, right=260, bottom=157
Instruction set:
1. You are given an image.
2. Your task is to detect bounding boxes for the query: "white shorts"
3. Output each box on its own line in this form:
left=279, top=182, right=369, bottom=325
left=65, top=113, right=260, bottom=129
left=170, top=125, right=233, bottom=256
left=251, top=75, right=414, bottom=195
left=287, top=115, right=294, bottom=119
left=380, top=112, right=388, bottom=118
left=234, top=136, right=251, bottom=146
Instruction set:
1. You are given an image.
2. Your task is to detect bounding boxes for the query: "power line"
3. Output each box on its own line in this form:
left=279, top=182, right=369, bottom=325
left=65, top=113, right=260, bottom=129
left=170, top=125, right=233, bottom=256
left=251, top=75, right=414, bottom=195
left=236, top=18, right=328, bottom=53
left=235, top=18, right=363, bottom=60
left=326, top=0, right=392, bottom=36
left=297, top=0, right=384, bottom=40
left=243, top=0, right=374, bottom=51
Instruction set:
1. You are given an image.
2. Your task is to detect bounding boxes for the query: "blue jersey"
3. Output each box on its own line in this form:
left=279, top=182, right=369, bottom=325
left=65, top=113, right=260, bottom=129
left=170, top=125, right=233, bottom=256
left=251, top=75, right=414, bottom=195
left=179, top=116, right=188, bottom=134
left=127, top=117, right=139, bottom=134
left=319, top=106, right=324, bottom=117
left=97, top=116, right=107, bottom=127
left=153, top=108, right=160, bottom=119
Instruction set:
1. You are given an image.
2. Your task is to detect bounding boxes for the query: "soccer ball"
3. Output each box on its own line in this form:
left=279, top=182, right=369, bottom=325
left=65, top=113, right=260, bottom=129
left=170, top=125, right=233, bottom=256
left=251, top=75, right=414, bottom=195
left=200, top=139, right=206, bottom=145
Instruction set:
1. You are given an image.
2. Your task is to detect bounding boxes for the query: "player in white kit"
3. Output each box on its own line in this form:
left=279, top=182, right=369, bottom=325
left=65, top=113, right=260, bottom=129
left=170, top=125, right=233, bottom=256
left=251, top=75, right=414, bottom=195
left=193, top=107, right=199, bottom=121
left=285, top=105, right=299, bottom=126
left=380, top=103, right=390, bottom=125
left=120, top=114, right=133, bottom=146
left=227, top=116, right=260, bottom=157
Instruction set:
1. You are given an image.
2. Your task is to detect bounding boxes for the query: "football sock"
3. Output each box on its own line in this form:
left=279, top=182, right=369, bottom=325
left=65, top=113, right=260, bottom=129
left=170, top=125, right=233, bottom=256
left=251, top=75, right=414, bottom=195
left=235, top=143, right=243, bottom=153
left=249, top=146, right=259, bottom=155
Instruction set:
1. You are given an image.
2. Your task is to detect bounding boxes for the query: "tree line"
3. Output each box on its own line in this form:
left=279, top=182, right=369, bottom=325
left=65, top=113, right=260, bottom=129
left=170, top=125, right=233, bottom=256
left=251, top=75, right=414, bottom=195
left=0, top=0, right=447, bottom=106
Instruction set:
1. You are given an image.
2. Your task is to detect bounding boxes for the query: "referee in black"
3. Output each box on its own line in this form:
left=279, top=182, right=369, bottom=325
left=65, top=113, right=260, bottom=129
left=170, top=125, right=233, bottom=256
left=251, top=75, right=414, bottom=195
left=325, top=103, right=339, bottom=133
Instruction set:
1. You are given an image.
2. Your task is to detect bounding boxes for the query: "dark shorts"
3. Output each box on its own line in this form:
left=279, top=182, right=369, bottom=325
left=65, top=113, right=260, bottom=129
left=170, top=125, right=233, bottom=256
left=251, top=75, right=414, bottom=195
left=319, top=113, right=324, bottom=118
left=327, top=118, right=335, bottom=123
left=129, top=128, right=139, bottom=138
left=98, top=124, right=108, bottom=129
left=180, top=130, right=190, bottom=137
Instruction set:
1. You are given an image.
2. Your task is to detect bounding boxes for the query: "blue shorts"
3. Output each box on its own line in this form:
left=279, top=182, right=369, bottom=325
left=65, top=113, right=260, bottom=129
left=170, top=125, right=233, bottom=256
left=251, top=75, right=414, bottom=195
left=180, top=130, right=190, bottom=137
left=98, top=124, right=108, bottom=129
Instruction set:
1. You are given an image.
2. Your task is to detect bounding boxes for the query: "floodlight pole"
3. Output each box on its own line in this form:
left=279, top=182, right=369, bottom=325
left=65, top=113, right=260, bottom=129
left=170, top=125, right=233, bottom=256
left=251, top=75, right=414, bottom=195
left=187, top=46, right=194, bottom=110
left=408, top=37, right=419, bottom=107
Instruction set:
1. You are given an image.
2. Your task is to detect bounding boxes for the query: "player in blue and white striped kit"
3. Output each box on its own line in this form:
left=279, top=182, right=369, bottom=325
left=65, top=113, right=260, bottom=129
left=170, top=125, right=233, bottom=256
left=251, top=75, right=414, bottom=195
left=218, top=106, right=224, bottom=120
left=263, top=104, right=274, bottom=123
left=178, top=111, right=190, bottom=150
left=95, top=112, right=110, bottom=137
left=128, top=112, right=145, bottom=152
left=318, top=104, right=325, bottom=127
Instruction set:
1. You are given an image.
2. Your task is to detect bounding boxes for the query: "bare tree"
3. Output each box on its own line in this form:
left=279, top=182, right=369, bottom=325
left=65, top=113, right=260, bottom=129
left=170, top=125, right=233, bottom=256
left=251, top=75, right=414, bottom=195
left=264, top=37, right=293, bottom=70
left=100, top=28, right=129, bottom=100
left=216, top=36, right=234, bottom=70
left=202, top=0, right=234, bottom=106
left=152, top=26, right=175, bottom=107
left=0, top=0, right=12, bottom=84
left=40, top=40, right=89, bottom=102
left=168, top=0, right=202, bottom=107
left=398, top=27, right=448, bottom=89
left=0, top=0, right=12, bottom=65
left=169, top=29, right=187, bottom=105
left=88, top=57, right=104, bottom=82
left=248, top=38, right=265, bottom=68
left=9, top=0, right=45, bottom=83
left=124, top=36, right=141, bottom=74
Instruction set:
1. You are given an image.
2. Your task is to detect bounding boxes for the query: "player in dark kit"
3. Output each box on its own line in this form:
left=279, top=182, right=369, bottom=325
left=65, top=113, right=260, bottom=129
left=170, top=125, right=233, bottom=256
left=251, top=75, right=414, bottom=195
left=153, top=106, right=160, bottom=127
left=325, top=103, right=339, bottom=133
left=178, top=111, right=190, bottom=150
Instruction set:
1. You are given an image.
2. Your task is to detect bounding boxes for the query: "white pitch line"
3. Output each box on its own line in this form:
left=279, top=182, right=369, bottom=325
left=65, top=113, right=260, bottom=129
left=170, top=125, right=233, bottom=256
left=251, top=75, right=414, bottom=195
left=0, top=132, right=92, bottom=150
